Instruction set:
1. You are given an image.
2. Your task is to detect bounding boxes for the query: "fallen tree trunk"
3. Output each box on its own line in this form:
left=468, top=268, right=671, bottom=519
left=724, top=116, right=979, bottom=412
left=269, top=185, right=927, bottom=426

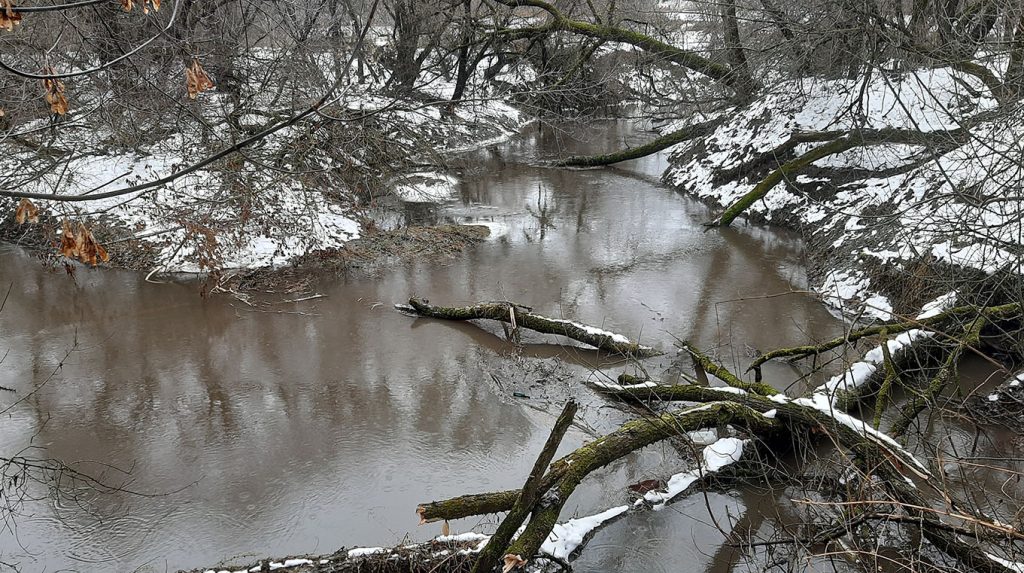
left=406, top=305, right=1023, bottom=572
left=710, top=127, right=970, bottom=227
left=553, top=118, right=724, bottom=167
left=398, top=298, right=661, bottom=357
left=747, top=302, right=1021, bottom=371
left=417, top=399, right=777, bottom=524
left=492, top=0, right=757, bottom=97
left=589, top=381, right=1018, bottom=573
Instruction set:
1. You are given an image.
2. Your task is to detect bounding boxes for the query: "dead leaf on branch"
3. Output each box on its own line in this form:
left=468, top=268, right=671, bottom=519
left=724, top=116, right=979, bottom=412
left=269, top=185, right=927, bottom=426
left=58, top=220, right=109, bottom=266
left=41, top=66, right=69, bottom=115
left=0, top=0, right=22, bottom=31
left=14, top=198, right=38, bottom=224
left=185, top=59, right=215, bottom=99
left=119, top=0, right=159, bottom=12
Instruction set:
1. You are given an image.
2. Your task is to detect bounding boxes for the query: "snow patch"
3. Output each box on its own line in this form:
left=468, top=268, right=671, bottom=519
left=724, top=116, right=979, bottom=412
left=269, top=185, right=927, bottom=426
left=540, top=505, right=629, bottom=560
left=640, top=437, right=748, bottom=509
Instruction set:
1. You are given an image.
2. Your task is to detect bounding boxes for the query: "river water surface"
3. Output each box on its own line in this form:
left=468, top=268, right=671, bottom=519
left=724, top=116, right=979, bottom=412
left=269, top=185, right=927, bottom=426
left=0, top=121, right=848, bottom=572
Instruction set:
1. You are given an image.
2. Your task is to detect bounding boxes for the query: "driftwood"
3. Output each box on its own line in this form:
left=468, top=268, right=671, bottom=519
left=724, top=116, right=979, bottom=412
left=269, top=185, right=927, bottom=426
left=398, top=298, right=661, bottom=357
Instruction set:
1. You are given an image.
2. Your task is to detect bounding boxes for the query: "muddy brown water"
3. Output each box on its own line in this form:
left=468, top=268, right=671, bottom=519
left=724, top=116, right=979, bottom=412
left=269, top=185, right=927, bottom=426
left=0, top=121, right=867, bottom=572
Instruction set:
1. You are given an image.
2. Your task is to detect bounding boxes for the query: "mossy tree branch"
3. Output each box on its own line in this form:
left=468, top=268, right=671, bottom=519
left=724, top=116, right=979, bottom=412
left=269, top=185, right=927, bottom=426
left=492, top=0, right=757, bottom=97
left=416, top=399, right=776, bottom=523
left=399, top=298, right=661, bottom=357
left=554, top=117, right=724, bottom=167
left=472, top=401, right=577, bottom=573
left=889, top=315, right=987, bottom=437
left=681, top=342, right=778, bottom=396
left=747, top=302, right=1020, bottom=371
left=710, top=127, right=970, bottom=227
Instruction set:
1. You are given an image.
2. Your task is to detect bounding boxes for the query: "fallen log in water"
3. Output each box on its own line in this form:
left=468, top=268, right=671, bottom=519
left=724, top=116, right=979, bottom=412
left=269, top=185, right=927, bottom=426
left=397, top=298, right=662, bottom=357
left=195, top=304, right=1024, bottom=573
left=419, top=340, right=1020, bottom=572
left=471, top=401, right=578, bottom=573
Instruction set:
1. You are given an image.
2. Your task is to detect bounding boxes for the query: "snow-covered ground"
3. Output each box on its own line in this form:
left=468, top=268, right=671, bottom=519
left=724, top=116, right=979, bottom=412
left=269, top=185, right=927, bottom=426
left=0, top=79, right=528, bottom=272
left=663, top=65, right=1022, bottom=316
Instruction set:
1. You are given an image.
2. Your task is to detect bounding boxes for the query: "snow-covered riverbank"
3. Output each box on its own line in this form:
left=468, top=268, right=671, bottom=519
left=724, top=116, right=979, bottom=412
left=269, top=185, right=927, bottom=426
left=663, top=64, right=1023, bottom=318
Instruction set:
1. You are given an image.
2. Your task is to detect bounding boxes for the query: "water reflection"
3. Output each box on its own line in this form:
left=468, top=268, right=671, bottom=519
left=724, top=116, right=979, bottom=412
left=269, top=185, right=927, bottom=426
left=0, top=121, right=845, bottom=572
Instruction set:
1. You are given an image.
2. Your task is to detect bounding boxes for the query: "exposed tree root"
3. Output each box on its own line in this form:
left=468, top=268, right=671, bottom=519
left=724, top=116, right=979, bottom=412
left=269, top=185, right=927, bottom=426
left=397, top=298, right=661, bottom=357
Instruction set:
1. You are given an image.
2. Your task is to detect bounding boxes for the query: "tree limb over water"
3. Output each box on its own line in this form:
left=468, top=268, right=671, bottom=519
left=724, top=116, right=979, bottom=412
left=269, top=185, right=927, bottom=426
left=553, top=118, right=724, bottom=167
left=397, top=298, right=662, bottom=357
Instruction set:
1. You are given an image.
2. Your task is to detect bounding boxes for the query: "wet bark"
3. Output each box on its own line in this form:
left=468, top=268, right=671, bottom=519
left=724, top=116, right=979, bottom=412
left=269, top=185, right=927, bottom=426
left=399, top=298, right=661, bottom=357
left=554, top=118, right=724, bottom=167
left=710, top=126, right=971, bottom=227
left=471, top=401, right=577, bottom=573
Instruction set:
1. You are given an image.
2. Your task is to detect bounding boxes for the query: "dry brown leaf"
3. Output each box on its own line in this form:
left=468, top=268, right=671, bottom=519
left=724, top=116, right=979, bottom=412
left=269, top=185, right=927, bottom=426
left=41, top=67, right=69, bottom=115
left=142, top=0, right=159, bottom=13
left=119, top=0, right=133, bottom=11
left=58, top=220, right=109, bottom=266
left=440, top=521, right=450, bottom=537
left=59, top=220, right=78, bottom=260
left=501, top=554, right=526, bottom=572
left=14, top=198, right=38, bottom=225
left=0, top=0, right=22, bottom=32
left=185, top=59, right=215, bottom=99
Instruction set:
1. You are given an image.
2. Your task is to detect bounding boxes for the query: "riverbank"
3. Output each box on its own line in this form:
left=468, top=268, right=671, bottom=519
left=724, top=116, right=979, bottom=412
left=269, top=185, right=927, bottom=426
left=0, top=91, right=526, bottom=280
left=662, top=65, right=1024, bottom=327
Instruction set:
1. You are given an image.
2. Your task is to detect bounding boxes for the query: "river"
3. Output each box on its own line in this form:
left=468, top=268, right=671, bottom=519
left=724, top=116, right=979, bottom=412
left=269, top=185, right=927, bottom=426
left=0, top=121, right=846, bottom=572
